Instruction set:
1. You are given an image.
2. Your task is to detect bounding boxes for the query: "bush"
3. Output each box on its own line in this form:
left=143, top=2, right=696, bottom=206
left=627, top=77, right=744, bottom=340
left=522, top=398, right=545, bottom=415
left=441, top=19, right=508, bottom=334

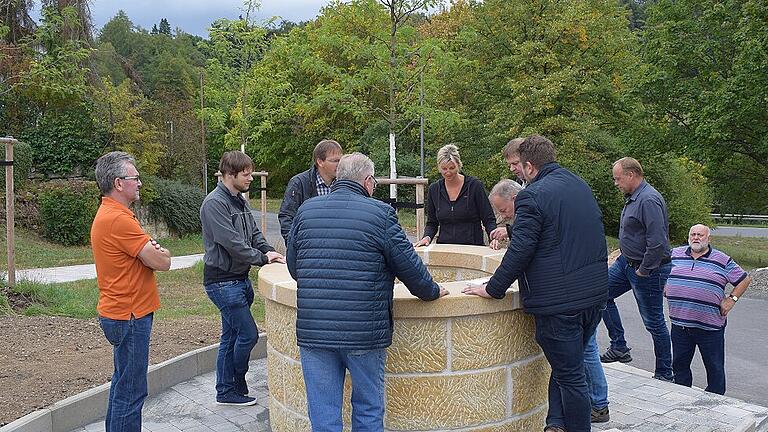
left=643, top=156, right=713, bottom=244
left=38, top=180, right=100, bottom=246
left=145, top=176, right=205, bottom=236
left=0, top=140, right=33, bottom=188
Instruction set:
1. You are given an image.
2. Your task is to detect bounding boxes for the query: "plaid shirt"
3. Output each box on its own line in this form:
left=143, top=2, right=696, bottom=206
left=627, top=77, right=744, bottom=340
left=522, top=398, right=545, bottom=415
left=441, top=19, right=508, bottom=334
left=315, top=173, right=333, bottom=196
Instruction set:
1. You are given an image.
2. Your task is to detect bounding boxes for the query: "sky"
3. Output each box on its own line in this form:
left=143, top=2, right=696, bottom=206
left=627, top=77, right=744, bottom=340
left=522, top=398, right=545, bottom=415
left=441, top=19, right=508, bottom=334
left=33, top=0, right=331, bottom=38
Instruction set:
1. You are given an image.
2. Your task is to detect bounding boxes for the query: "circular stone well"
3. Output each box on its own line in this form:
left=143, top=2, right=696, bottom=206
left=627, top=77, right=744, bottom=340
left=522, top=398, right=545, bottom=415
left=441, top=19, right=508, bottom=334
left=258, top=244, right=549, bottom=432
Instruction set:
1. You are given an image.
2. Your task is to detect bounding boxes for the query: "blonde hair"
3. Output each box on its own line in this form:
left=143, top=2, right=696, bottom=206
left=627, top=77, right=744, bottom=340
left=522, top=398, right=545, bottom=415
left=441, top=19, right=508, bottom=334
left=437, top=144, right=462, bottom=169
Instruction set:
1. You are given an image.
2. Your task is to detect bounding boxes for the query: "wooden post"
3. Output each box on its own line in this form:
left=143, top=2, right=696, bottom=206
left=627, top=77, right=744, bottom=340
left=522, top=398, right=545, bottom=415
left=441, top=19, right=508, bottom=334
left=415, top=179, right=425, bottom=240
left=375, top=177, right=429, bottom=239
left=258, top=172, right=268, bottom=235
left=2, top=137, right=17, bottom=287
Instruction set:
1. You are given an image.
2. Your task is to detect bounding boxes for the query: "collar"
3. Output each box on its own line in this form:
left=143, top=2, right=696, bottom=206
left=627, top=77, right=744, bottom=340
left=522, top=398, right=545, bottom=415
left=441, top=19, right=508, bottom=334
left=331, top=179, right=371, bottom=197
left=100, top=196, right=136, bottom=218
left=530, top=162, right=560, bottom=183
left=625, top=179, right=648, bottom=203
left=316, top=172, right=333, bottom=188
left=685, top=245, right=712, bottom=259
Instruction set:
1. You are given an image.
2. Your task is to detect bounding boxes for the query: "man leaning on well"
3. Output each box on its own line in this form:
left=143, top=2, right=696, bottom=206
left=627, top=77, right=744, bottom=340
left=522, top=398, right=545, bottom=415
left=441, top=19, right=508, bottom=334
left=464, top=135, right=608, bottom=432
left=287, top=152, right=448, bottom=431
left=601, top=157, right=675, bottom=383
left=91, top=151, right=172, bottom=432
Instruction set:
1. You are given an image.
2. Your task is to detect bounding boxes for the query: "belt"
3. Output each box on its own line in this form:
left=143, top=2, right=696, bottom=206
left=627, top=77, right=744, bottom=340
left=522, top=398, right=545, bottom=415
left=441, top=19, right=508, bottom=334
left=625, top=257, right=671, bottom=268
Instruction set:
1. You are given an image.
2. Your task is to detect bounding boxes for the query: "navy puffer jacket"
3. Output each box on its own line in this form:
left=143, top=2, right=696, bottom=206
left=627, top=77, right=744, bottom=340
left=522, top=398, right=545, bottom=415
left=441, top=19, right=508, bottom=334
left=485, top=163, right=608, bottom=315
left=286, top=180, right=441, bottom=350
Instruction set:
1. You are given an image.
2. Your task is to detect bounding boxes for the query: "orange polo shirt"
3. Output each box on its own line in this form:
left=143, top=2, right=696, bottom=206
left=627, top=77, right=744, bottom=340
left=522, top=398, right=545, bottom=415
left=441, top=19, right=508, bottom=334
left=91, top=196, right=159, bottom=320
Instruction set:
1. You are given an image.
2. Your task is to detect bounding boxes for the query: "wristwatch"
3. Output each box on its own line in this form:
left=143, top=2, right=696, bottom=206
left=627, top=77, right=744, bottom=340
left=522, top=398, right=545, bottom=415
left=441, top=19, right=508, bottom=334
left=729, top=294, right=739, bottom=302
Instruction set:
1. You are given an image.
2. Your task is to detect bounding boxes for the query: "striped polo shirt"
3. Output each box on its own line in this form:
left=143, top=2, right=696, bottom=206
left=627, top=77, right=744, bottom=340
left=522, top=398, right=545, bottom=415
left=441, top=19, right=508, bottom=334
left=666, top=246, right=747, bottom=331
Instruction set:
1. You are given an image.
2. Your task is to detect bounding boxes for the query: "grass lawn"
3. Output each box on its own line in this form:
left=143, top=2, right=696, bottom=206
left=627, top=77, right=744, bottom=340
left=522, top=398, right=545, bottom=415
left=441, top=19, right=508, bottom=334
left=1, top=262, right=266, bottom=322
left=710, top=236, right=768, bottom=270
left=248, top=197, right=282, bottom=213
left=606, top=235, right=767, bottom=270
left=0, top=226, right=204, bottom=269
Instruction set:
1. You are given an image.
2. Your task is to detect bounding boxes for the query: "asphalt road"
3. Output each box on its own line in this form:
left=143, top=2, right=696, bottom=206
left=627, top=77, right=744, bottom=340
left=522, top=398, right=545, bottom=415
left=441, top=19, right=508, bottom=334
left=596, top=294, right=768, bottom=407
left=712, top=226, right=768, bottom=238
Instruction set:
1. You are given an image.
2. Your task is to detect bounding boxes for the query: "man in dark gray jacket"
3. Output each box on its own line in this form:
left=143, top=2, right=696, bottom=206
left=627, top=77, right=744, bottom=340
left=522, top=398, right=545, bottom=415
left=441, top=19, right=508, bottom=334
left=278, top=139, right=342, bottom=243
left=287, top=152, right=448, bottom=432
left=200, top=151, right=285, bottom=406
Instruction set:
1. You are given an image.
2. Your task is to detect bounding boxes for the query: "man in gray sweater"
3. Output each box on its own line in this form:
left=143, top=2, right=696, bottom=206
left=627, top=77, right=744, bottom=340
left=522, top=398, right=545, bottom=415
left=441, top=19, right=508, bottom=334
left=200, top=150, right=285, bottom=406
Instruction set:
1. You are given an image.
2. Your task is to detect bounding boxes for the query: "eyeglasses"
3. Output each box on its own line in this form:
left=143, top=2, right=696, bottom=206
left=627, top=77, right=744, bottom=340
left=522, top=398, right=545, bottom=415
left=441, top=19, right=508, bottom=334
left=119, top=175, right=141, bottom=182
left=367, top=175, right=378, bottom=188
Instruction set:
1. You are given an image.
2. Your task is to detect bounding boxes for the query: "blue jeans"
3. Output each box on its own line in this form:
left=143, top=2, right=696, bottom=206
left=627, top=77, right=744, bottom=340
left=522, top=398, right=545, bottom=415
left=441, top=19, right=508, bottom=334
left=671, top=324, right=726, bottom=395
left=300, top=347, right=386, bottom=432
left=602, top=254, right=673, bottom=379
left=99, top=313, right=153, bottom=432
left=205, top=279, right=259, bottom=398
left=584, top=332, right=609, bottom=409
left=534, top=304, right=603, bottom=432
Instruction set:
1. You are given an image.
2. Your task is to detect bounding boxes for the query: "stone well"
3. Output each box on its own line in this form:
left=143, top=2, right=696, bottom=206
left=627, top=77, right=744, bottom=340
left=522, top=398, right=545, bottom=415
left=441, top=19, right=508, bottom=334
left=257, top=244, right=550, bottom=432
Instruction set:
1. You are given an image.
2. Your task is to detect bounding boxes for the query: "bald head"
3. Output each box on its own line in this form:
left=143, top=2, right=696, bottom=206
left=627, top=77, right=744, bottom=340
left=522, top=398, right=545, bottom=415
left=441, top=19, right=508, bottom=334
left=688, top=224, right=711, bottom=254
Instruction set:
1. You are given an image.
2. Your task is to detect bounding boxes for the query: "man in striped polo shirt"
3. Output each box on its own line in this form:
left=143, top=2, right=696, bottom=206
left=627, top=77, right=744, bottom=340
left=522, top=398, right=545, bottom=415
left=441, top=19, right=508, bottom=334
left=665, top=224, right=752, bottom=395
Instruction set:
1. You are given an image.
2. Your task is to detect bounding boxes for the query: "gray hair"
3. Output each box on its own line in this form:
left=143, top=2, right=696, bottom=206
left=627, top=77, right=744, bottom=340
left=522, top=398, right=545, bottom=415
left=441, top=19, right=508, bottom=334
left=489, top=179, right=523, bottom=201
left=437, top=144, right=463, bottom=169
left=95, top=151, right=136, bottom=195
left=336, top=152, right=374, bottom=184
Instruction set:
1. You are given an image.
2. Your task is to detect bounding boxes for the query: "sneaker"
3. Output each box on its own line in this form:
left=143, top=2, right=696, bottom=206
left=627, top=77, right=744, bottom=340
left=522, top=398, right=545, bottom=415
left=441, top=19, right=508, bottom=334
left=591, top=406, right=610, bottom=423
left=544, top=425, right=566, bottom=432
left=653, top=374, right=674, bottom=383
left=216, top=392, right=257, bottom=406
left=235, top=375, right=249, bottom=396
left=600, top=347, right=632, bottom=363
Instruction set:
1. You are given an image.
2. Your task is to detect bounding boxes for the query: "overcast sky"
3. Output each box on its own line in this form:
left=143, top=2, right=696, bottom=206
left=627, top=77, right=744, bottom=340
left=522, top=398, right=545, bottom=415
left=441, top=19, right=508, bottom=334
left=33, top=0, right=331, bottom=37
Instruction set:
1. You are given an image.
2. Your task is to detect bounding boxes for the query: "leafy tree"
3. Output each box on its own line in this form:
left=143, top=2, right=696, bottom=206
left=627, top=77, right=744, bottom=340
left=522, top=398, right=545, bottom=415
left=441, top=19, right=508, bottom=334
left=93, top=78, right=163, bottom=175
left=637, top=0, right=768, bottom=214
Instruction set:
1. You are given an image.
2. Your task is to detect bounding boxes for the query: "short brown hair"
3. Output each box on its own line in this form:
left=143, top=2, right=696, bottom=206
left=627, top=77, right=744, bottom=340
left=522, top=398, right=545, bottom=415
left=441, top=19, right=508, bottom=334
left=613, top=157, right=644, bottom=177
left=502, top=138, right=525, bottom=159
left=219, top=151, right=253, bottom=176
left=519, top=135, right=556, bottom=168
left=313, top=139, right=342, bottom=164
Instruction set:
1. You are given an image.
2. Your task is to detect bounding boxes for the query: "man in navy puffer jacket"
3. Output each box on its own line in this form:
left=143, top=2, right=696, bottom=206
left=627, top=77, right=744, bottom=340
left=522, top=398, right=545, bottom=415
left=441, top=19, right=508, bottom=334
left=464, top=135, right=608, bottom=432
left=287, top=152, right=448, bottom=432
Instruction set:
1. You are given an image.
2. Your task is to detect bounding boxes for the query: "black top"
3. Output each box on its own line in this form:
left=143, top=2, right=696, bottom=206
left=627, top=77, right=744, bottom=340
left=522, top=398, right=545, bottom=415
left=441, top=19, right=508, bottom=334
left=422, top=175, right=497, bottom=246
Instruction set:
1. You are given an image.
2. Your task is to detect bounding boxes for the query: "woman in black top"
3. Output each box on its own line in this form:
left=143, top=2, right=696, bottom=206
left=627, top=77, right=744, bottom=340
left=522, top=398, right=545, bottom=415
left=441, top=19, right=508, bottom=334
left=414, top=144, right=497, bottom=247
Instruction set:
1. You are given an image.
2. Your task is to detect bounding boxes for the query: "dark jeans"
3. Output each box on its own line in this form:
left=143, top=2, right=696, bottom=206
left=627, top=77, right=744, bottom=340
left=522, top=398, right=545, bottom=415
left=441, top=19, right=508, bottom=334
left=671, top=324, right=726, bottom=395
left=99, top=313, right=153, bottom=432
left=205, top=279, right=259, bottom=398
left=602, top=254, right=673, bottom=379
left=534, top=304, right=603, bottom=432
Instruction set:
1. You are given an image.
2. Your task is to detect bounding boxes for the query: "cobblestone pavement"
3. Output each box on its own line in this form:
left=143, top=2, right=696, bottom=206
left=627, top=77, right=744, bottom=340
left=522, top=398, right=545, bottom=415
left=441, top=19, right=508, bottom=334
left=73, top=358, right=767, bottom=432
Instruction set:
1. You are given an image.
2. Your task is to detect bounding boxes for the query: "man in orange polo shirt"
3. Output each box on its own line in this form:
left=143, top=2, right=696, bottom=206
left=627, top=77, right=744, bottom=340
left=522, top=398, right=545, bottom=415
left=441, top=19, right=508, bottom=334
left=91, top=151, right=171, bottom=432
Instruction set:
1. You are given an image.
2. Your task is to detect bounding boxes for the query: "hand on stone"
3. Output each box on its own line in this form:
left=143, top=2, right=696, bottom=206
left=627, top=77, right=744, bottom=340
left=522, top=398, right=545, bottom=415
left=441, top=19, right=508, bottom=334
left=266, top=251, right=286, bottom=264
left=462, top=282, right=493, bottom=298
left=490, top=227, right=508, bottom=241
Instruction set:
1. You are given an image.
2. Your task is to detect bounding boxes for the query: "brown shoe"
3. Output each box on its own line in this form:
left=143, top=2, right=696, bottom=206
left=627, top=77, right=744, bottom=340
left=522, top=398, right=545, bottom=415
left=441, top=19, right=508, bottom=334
left=591, top=406, right=610, bottom=423
left=544, top=426, right=566, bottom=432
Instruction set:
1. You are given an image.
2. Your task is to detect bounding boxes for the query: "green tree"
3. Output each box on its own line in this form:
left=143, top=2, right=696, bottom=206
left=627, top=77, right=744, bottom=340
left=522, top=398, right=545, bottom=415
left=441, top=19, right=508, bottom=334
left=94, top=78, right=163, bottom=175
left=158, top=18, right=171, bottom=35
left=637, top=0, right=768, bottom=214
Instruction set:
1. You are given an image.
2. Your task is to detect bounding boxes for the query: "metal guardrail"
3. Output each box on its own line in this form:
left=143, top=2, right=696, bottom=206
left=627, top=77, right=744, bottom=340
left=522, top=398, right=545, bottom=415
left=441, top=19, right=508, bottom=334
left=711, top=213, right=768, bottom=222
